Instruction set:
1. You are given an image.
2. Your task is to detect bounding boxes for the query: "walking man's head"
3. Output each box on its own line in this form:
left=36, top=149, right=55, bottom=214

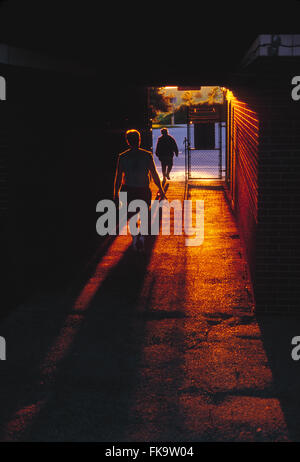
left=161, top=128, right=168, bottom=136
left=126, top=129, right=141, bottom=148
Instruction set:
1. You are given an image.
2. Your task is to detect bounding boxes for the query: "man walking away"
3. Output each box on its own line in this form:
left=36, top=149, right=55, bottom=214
left=114, top=129, right=166, bottom=252
left=155, top=128, right=179, bottom=181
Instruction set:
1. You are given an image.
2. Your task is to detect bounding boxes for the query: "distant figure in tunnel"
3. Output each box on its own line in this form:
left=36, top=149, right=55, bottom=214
left=114, top=129, right=166, bottom=252
left=155, top=128, right=179, bottom=181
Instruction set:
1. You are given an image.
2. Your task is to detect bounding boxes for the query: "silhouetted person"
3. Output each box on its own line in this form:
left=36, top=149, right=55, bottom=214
left=114, top=129, right=166, bottom=252
left=155, top=128, right=178, bottom=181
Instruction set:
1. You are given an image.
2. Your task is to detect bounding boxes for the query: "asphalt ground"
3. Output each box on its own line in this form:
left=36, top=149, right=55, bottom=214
left=0, top=180, right=299, bottom=442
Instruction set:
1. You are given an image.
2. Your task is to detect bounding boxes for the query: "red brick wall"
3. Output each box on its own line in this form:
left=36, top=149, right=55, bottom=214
left=225, top=76, right=300, bottom=313
left=225, top=91, right=259, bottom=286
left=255, top=83, right=300, bottom=312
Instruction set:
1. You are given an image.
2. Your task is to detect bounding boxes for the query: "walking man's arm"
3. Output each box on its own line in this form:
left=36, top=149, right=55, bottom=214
left=155, top=138, right=161, bottom=158
left=149, top=156, right=166, bottom=199
left=113, top=156, right=123, bottom=201
left=172, top=138, right=179, bottom=157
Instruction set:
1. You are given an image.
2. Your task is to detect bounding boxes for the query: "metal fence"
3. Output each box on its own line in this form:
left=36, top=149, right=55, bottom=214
left=185, top=106, right=226, bottom=180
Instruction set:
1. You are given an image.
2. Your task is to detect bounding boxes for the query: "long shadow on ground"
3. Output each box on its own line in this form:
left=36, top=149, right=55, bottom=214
left=257, top=314, right=300, bottom=442
left=16, top=235, right=160, bottom=441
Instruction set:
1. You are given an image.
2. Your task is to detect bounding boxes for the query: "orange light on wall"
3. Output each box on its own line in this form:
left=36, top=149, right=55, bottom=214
left=225, top=87, right=260, bottom=227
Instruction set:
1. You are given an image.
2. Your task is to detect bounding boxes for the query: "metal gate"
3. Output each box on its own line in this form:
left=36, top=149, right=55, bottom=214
left=185, top=105, right=224, bottom=180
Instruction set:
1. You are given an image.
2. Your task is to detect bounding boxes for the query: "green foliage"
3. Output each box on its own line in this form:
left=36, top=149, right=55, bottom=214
left=149, top=87, right=171, bottom=119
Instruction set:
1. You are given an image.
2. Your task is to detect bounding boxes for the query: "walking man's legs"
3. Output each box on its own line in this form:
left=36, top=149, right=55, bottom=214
left=161, top=159, right=167, bottom=180
left=125, top=186, right=152, bottom=252
left=160, top=156, right=173, bottom=180
left=166, top=157, right=173, bottom=179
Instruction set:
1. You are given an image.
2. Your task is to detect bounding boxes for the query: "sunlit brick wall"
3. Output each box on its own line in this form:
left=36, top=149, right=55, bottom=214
left=225, top=81, right=300, bottom=313
left=225, top=90, right=259, bottom=284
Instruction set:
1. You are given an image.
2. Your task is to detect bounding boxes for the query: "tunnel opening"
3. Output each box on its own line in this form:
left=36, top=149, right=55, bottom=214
left=148, top=86, right=227, bottom=182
